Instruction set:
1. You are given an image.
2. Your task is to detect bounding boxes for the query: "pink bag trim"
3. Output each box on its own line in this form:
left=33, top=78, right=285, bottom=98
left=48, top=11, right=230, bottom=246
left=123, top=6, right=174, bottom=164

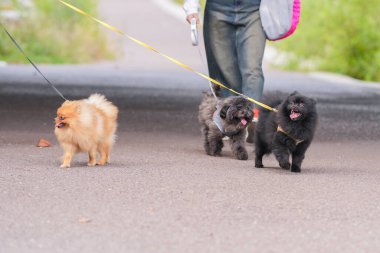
left=273, top=0, right=301, bottom=41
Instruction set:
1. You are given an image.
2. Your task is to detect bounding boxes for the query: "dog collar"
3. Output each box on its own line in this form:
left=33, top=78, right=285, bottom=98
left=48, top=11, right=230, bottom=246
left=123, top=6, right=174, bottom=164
left=277, top=125, right=304, bottom=145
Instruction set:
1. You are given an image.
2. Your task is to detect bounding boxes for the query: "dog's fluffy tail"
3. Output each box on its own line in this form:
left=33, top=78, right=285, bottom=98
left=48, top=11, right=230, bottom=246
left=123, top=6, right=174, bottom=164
left=87, top=93, right=118, bottom=120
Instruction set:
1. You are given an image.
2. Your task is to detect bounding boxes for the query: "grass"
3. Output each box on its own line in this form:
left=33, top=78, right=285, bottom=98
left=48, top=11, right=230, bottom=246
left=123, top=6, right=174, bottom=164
left=265, top=0, right=380, bottom=82
left=0, top=0, right=113, bottom=64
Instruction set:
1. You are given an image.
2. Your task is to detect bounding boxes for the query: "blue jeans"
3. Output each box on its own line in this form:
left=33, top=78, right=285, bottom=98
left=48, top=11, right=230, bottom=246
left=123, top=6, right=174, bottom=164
left=204, top=0, right=266, bottom=107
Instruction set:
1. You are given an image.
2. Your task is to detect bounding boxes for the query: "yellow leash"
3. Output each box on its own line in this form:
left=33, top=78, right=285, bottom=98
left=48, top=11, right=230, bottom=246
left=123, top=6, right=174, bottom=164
left=59, top=0, right=278, bottom=112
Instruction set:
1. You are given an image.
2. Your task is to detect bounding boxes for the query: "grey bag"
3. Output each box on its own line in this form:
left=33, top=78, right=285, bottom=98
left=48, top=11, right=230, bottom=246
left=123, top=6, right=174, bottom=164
left=260, top=0, right=301, bottom=41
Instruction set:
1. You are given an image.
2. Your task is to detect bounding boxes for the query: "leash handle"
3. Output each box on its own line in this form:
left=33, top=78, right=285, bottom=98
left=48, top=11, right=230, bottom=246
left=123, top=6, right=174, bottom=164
left=190, top=18, right=198, bottom=46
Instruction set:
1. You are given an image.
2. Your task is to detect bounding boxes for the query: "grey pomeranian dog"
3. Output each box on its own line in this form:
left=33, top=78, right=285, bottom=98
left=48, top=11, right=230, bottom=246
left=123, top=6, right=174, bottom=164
left=198, top=93, right=254, bottom=160
left=254, top=91, right=318, bottom=173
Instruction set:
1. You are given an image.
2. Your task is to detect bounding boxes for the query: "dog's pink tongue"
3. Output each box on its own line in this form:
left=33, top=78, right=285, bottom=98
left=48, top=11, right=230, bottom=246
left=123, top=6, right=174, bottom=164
left=290, top=111, right=301, bottom=120
left=241, top=118, right=247, bottom=126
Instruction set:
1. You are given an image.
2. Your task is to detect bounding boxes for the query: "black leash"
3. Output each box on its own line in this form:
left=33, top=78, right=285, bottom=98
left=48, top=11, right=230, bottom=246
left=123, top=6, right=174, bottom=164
left=1, top=24, right=68, bottom=101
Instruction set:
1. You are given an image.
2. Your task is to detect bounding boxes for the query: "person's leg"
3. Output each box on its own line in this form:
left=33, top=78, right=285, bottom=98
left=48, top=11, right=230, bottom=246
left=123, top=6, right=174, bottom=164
left=235, top=6, right=266, bottom=142
left=203, top=2, right=242, bottom=98
left=236, top=7, right=267, bottom=106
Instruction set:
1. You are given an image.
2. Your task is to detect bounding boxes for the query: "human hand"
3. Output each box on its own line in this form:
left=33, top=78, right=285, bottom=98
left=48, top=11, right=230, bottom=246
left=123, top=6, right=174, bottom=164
left=186, top=13, right=200, bottom=24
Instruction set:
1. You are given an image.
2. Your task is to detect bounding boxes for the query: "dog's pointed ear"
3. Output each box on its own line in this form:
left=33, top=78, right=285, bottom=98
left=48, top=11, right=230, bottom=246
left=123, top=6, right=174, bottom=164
left=290, top=91, right=301, bottom=97
left=220, top=105, right=230, bottom=119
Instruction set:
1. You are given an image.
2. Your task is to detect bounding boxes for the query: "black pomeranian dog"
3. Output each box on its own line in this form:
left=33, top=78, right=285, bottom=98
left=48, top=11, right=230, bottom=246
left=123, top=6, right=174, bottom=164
left=254, top=91, right=318, bottom=173
left=198, top=93, right=253, bottom=160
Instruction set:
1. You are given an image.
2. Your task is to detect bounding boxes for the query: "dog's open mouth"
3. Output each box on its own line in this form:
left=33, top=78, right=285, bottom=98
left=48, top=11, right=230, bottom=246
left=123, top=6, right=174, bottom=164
left=290, top=110, right=302, bottom=120
left=56, top=122, right=66, bottom=128
left=240, top=118, right=248, bottom=126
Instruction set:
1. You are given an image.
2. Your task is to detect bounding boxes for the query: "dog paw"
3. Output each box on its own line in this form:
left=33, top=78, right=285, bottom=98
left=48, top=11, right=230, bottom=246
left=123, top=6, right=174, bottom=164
left=255, top=163, right=264, bottom=168
left=87, top=162, right=97, bottom=167
left=60, top=164, right=70, bottom=168
left=236, top=151, right=248, bottom=160
left=208, top=153, right=221, bottom=157
left=291, top=165, right=301, bottom=173
left=207, top=150, right=222, bottom=157
left=97, top=160, right=107, bottom=166
left=279, top=161, right=291, bottom=170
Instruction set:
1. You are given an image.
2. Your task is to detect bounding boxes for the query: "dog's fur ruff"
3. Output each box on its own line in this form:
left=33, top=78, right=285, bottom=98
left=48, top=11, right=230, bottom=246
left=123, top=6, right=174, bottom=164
left=54, top=94, right=118, bottom=168
left=254, top=91, right=318, bottom=172
left=198, top=93, right=253, bottom=160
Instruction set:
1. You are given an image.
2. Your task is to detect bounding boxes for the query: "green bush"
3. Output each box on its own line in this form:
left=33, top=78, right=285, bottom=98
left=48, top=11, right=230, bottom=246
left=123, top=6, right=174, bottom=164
left=274, top=0, right=380, bottom=82
left=0, top=0, right=113, bottom=64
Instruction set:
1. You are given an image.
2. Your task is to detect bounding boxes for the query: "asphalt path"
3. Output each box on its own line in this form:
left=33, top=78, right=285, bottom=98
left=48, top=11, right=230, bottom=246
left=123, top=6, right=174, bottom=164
left=1, top=0, right=380, bottom=252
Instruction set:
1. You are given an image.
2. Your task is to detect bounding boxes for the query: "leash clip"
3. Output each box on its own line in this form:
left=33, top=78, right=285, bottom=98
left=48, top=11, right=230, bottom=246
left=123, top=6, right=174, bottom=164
left=190, top=18, right=198, bottom=46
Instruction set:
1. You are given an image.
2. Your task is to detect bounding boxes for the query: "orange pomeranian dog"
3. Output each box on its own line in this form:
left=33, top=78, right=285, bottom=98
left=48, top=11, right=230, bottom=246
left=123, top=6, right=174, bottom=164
left=54, top=94, right=118, bottom=168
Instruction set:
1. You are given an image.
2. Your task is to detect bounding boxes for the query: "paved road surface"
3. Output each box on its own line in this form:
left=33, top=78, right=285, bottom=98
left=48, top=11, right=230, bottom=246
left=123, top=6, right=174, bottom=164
left=1, top=0, right=380, bottom=252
